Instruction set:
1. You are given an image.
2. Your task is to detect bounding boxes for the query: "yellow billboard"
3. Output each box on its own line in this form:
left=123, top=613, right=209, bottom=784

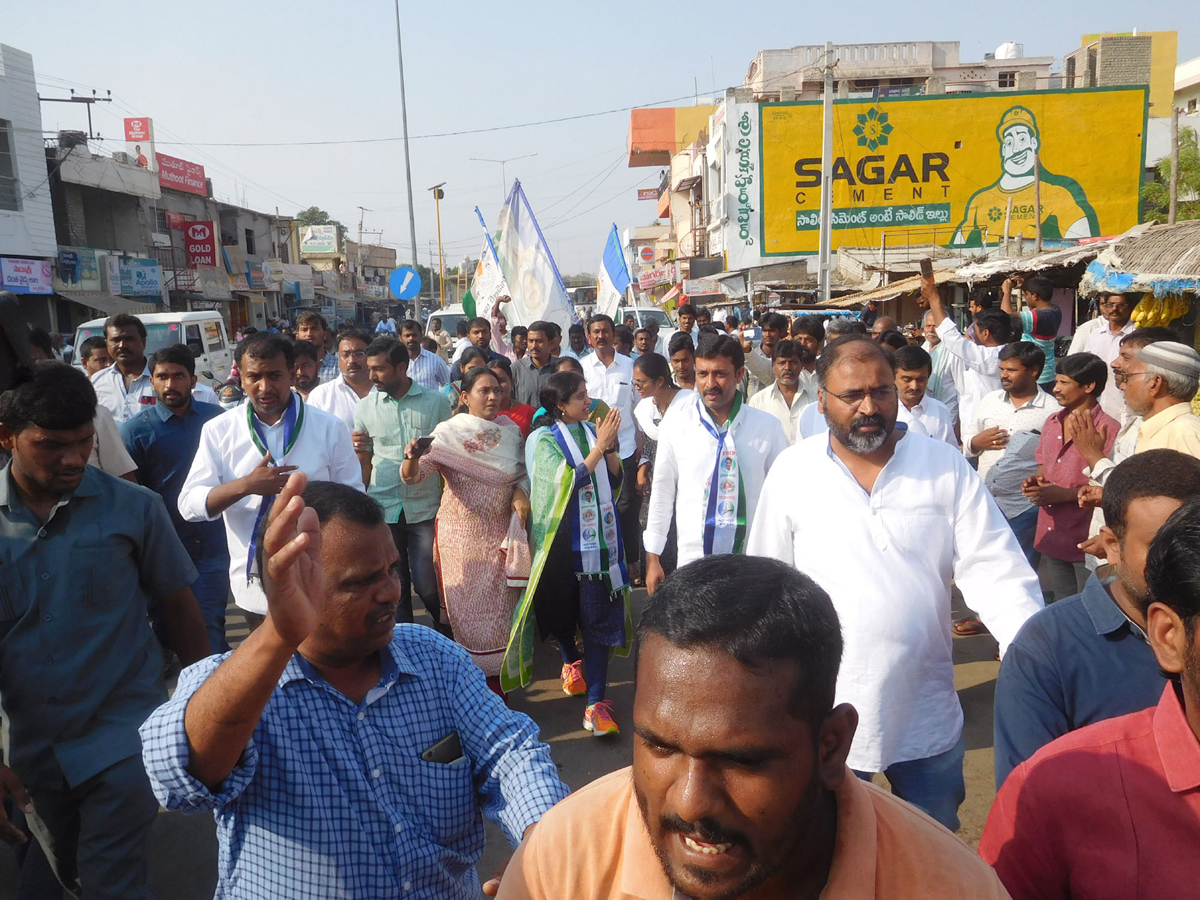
left=758, top=87, right=1147, bottom=256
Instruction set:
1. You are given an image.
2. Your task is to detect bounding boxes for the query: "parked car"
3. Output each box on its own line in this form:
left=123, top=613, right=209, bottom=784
left=73, top=311, right=234, bottom=387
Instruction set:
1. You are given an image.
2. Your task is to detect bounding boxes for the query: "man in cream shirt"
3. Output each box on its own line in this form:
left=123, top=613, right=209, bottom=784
left=178, top=334, right=363, bottom=620
left=1122, top=341, right=1200, bottom=457
left=748, top=336, right=1041, bottom=831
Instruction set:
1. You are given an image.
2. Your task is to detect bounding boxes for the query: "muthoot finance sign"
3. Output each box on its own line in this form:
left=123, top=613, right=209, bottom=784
left=757, top=87, right=1147, bottom=256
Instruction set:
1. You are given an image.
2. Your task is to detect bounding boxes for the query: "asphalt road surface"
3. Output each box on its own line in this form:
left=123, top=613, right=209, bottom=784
left=0, top=589, right=1003, bottom=897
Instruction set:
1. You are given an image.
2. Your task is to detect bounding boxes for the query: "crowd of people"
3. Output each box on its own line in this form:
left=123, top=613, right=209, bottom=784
left=2, top=278, right=1200, bottom=898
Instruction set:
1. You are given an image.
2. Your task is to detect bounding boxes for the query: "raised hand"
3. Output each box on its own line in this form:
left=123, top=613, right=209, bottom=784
left=1065, top=409, right=1110, bottom=468
left=263, top=472, right=323, bottom=649
left=597, top=408, right=621, bottom=452
left=242, top=453, right=300, bottom=497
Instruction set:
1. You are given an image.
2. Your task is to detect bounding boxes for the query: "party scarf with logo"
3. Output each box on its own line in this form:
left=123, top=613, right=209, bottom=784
left=551, top=421, right=628, bottom=590
left=697, top=393, right=746, bottom=555
left=244, top=394, right=305, bottom=584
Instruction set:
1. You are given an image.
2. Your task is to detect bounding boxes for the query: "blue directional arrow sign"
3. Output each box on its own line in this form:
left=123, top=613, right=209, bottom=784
left=389, top=266, right=422, bottom=300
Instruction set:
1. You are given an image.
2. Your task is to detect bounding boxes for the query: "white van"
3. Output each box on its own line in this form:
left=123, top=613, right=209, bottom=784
left=423, top=303, right=469, bottom=340
left=74, top=311, right=234, bottom=387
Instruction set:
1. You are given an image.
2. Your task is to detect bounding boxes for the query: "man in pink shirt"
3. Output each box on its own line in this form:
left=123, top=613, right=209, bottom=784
left=981, top=497, right=1200, bottom=899
left=1023, top=352, right=1119, bottom=601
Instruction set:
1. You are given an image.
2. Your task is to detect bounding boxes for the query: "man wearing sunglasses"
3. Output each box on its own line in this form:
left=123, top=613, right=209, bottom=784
left=749, top=335, right=1042, bottom=832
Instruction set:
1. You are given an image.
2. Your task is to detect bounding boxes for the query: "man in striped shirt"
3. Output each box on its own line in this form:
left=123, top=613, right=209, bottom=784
left=399, top=319, right=450, bottom=391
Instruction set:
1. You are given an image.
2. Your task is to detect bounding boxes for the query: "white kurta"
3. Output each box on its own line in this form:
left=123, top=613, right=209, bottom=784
left=645, top=399, right=788, bottom=566
left=935, top=319, right=1002, bottom=433
left=306, top=375, right=375, bottom=434
left=178, top=400, right=364, bottom=615
left=898, top=396, right=957, bottom=445
left=747, top=431, right=1042, bottom=772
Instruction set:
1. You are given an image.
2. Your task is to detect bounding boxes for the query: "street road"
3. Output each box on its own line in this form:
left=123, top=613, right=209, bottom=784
left=0, top=590, right=1002, bottom=897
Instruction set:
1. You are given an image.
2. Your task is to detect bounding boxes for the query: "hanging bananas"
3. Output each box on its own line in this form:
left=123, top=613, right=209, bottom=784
left=1129, top=293, right=1190, bottom=328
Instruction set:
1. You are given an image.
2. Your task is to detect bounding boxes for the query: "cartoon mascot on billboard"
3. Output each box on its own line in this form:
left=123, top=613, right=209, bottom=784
left=951, top=105, right=1099, bottom=247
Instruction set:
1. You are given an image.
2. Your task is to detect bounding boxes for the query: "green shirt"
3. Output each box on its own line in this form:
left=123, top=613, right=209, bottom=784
left=354, top=382, right=452, bottom=524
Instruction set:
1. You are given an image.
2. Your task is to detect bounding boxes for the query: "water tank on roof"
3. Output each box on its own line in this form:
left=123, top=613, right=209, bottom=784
left=57, top=130, right=87, bottom=150
left=995, top=42, right=1024, bottom=60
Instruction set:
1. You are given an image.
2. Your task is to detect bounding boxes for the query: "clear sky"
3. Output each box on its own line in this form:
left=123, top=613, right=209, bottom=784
left=9, top=1, right=1198, bottom=276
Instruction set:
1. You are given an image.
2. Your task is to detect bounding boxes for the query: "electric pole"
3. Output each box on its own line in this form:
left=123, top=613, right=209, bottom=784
left=1169, top=106, right=1180, bottom=225
left=429, top=184, right=446, bottom=308
left=818, top=41, right=835, bottom=304
left=392, top=1, right=420, bottom=303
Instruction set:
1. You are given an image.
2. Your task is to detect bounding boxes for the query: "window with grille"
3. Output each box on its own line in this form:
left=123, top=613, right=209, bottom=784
left=244, top=228, right=256, bottom=256
left=0, top=120, right=19, bottom=211
left=998, top=71, right=1016, bottom=88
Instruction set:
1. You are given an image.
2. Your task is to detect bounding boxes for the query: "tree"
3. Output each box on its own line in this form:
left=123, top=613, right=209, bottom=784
left=295, top=206, right=348, bottom=241
left=1141, top=125, right=1200, bottom=222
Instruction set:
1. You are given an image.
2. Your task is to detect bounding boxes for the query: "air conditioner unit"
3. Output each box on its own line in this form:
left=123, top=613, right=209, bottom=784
left=111, top=151, right=130, bottom=164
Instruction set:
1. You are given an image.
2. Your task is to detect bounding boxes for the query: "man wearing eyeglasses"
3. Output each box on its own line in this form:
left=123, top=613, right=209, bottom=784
left=1068, top=293, right=1138, bottom=420
left=307, top=328, right=377, bottom=434
left=749, top=335, right=1042, bottom=832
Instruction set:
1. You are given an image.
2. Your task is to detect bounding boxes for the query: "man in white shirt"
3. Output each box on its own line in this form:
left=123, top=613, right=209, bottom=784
left=962, top=341, right=1056, bottom=566
left=921, top=310, right=961, bottom=426
left=645, top=333, right=788, bottom=591
left=749, top=339, right=815, bottom=445
left=1067, top=293, right=1138, bottom=420
left=583, top=314, right=641, bottom=575
left=89, top=313, right=157, bottom=423
left=748, top=335, right=1042, bottom=831
left=91, top=314, right=223, bottom=421
left=178, top=334, right=363, bottom=621
left=927, top=287, right=1013, bottom=432
left=893, top=344, right=957, bottom=445
left=307, top=327, right=375, bottom=432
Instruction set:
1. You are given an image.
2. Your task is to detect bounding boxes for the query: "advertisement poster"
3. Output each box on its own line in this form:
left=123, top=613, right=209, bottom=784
left=157, top=153, right=207, bottom=196
left=751, top=87, right=1147, bottom=257
left=124, top=117, right=156, bottom=171
left=184, top=221, right=218, bottom=268
left=1, top=258, right=53, bottom=294
left=53, top=248, right=102, bottom=292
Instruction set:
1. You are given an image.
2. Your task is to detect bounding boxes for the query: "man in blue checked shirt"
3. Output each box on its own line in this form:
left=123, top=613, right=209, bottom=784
left=141, top=475, right=569, bottom=899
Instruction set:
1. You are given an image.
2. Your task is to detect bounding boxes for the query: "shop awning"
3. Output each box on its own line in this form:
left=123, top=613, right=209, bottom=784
left=57, top=291, right=157, bottom=317
left=314, top=288, right=357, bottom=305
left=234, top=291, right=268, bottom=302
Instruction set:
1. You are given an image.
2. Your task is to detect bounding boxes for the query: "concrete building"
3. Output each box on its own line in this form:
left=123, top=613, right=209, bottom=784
left=1178, top=56, right=1200, bottom=114
left=48, top=132, right=305, bottom=335
left=0, top=44, right=60, bottom=327
left=743, top=41, right=1055, bottom=101
left=1064, top=35, right=1153, bottom=97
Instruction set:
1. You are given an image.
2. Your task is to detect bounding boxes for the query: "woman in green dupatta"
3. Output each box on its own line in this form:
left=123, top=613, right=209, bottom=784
left=501, top=371, right=632, bottom=736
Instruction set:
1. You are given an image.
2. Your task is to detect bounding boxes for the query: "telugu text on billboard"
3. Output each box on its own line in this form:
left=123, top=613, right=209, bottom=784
left=124, top=117, right=156, bottom=172
left=756, top=87, right=1147, bottom=256
left=299, top=224, right=339, bottom=256
left=1, top=258, right=53, bottom=294
left=157, top=153, right=207, bottom=196
left=184, top=221, right=218, bottom=268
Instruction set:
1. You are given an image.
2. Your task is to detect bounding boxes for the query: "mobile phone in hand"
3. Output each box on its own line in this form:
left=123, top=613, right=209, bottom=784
left=414, top=436, right=435, bottom=454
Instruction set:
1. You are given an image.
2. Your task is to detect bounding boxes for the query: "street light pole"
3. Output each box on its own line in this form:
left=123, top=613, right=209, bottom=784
left=392, top=1, right=420, bottom=300
left=468, top=153, right=537, bottom=202
left=429, top=183, right=446, bottom=308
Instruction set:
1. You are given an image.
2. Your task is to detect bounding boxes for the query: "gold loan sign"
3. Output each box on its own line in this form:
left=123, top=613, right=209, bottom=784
left=758, top=87, right=1147, bottom=256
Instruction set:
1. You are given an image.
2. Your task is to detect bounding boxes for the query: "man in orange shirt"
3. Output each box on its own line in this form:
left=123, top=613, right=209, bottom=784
left=496, top=555, right=1010, bottom=900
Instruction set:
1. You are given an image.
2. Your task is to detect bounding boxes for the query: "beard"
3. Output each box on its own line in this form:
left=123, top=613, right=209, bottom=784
left=828, top=412, right=892, bottom=454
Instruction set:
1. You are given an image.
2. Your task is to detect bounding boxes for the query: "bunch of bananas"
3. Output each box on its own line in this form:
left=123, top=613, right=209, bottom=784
left=1130, top=294, right=1189, bottom=327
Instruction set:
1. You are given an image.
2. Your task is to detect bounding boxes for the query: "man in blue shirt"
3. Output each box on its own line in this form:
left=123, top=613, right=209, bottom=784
left=122, top=344, right=231, bottom=653
left=0, top=364, right=208, bottom=898
left=141, top=476, right=569, bottom=899
left=993, top=448, right=1200, bottom=788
